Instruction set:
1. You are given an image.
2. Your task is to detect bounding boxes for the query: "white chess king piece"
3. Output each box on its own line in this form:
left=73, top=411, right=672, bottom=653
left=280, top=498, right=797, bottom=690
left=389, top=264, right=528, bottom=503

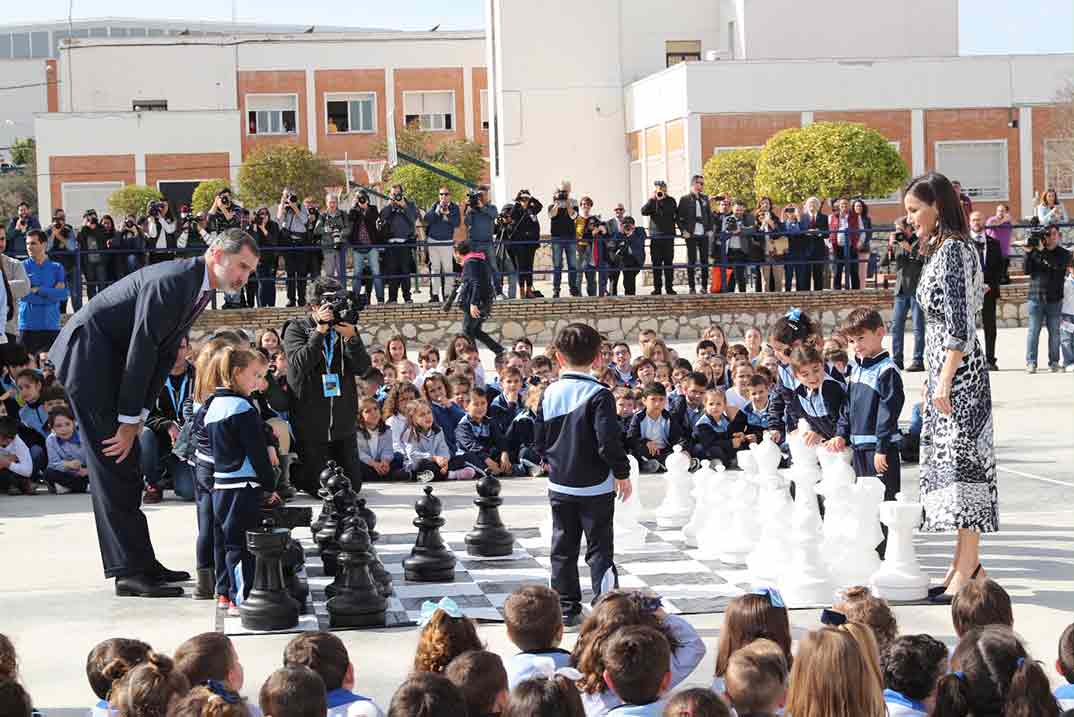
left=870, top=492, right=930, bottom=601
left=655, top=445, right=695, bottom=528
left=749, top=433, right=783, bottom=477
left=615, top=456, right=649, bottom=551
left=682, top=461, right=718, bottom=547
left=829, top=475, right=885, bottom=591
left=779, top=426, right=835, bottom=607
left=719, top=468, right=761, bottom=565
left=747, top=471, right=793, bottom=586
left=696, top=462, right=731, bottom=559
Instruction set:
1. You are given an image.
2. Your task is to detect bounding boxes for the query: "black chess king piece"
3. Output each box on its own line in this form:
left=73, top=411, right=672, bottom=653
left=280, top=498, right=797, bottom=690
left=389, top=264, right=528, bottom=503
left=465, top=474, right=515, bottom=557
left=402, top=486, right=457, bottom=582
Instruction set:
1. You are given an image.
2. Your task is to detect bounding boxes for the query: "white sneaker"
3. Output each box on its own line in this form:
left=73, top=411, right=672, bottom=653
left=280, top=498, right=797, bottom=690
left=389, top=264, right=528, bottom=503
left=1066, top=364, right=1074, bottom=373
left=416, top=470, right=436, bottom=484
left=521, top=459, right=543, bottom=477
left=447, top=467, right=476, bottom=481
left=1026, top=364, right=1037, bottom=374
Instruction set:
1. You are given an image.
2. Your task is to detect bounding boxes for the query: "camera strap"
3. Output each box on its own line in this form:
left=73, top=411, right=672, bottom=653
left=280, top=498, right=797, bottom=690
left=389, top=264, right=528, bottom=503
left=322, top=329, right=337, bottom=371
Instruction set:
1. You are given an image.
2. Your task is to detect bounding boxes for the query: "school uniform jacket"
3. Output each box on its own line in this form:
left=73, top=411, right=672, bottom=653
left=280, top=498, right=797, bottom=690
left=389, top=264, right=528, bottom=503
left=836, top=350, right=903, bottom=452
left=489, top=392, right=523, bottom=436
left=692, top=411, right=748, bottom=460
left=46, top=432, right=85, bottom=472
left=668, top=394, right=704, bottom=440
left=741, top=403, right=768, bottom=442
left=505, top=408, right=539, bottom=458
left=402, top=426, right=451, bottom=471
left=506, top=648, right=572, bottom=690
left=204, top=389, right=276, bottom=490
left=535, top=371, right=630, bottom=496
left=431, top=401, right=466, bottom=454
left=784, top=376, right=846, bottom=440
left=455, top=414, right=507, bottom=461
left=356, top=424, right=395, bottom=464
left=626, top=408, right=688, bottom=456
left=325, top=688, right=383, bottom=717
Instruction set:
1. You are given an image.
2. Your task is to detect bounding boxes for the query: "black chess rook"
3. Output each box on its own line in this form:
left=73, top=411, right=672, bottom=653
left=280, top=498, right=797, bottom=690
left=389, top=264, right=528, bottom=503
left=240, top=520, right=301, bottom=632
left=465, top=474, right=515, bottom=557
left=402, top=486, right=457, bottom=582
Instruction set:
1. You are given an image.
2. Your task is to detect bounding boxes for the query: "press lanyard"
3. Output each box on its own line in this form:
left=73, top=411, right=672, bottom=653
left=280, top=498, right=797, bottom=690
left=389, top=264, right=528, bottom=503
left=165, top=373, right=188, bottom=415
left=323, top=330, right=337, bottom=371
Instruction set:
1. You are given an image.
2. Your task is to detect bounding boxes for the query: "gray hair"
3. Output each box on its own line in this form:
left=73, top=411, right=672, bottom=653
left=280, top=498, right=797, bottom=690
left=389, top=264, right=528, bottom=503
left=208, top=227, right=259, bottom=256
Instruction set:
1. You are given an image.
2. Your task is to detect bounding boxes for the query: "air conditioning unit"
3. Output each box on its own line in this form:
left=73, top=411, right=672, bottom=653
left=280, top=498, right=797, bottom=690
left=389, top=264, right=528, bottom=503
left=704, top=50, right=731, bottom=61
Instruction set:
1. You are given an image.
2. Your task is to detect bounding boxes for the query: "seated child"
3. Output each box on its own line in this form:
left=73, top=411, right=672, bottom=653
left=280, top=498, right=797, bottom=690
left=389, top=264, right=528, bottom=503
left=1056, top=623, right=1074, bottom=712
left=355, top=397, right=396, bottom=483
left=413, top=598, right=484, bottom=674
left=670, top=371, right=710, bottom=440
left=692, top=388, right=749, bottom=468
left=880, top=634, right=948, bottom=717
left=627, top=383, right=687, bottom=473
left=611, top=343, right=635, bottom=386
left=784, top=345, right=846, bottom=446
left=456, top=387, right=514, bottom=476
left=713, top=590, right=792, bottom=694
left=599, top=625, right=673, bottom=716
left=386, top=673, right=466, bottom=717
left=86, top=638, right=152, bottom=717
left=613, top=388, right=637, bottom=443
left=951, top=579, right=1013, bottom=638
left=382, top=383, right=419, bottom=456
left=368, top=346, right=386, bottom=372
left=415, top=345, right=441, bottom=389
left=824, top=346, right=850, bottom=381
left=173, top=633, right=245, bottom=703
left=725, top=361, right=754, bottom=411
left=448, top=375, right=472, bottom=412
left=835, top=586, right=898, bottom=655
left=504, top=585, right=570, bottom=689
left=660, top=689, right=731, bottom=717
left=655, top=362, right=673, bottom=392
left=374, top=365, right=395, bottom=405
left=505, top=384, right=544, bottom=475
left=359, top=369, right=383, bottom=402
left=40, top=384, right=68, bottom=411
left=0, top=417, right=35, bottom=495
left=260, top=667, right=326, bottom=717
left=490, top=367, right=525, bottom=437
left=401, top=400, right=475, bottom=482
left=109, top=653, right=191, bottom=717
left=15, top=368, right=47, bottom=470
left=283, top=632, right=383, bottom=717
left=445, top=650, right=509, bottom=717
left=724, top=638, right=788, bottom=717
left=44, top=405, right=89, bottom=494
left=170, top=686, right=249, bottom=717
left=632, top=358, right=656, bottom=389
left=530, top=355, right=556, bottom=386
left=395, top=360, right=418, bottom=386
left=741, top=374, right=771, bottom=443
left=421, top=374, right=465, bottom=455
left=505, top=673, right=586, bottom=717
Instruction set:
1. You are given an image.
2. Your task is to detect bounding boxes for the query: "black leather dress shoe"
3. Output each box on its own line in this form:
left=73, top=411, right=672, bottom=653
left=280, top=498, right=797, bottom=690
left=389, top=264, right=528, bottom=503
left=115, top=574, right=185, bottom=598
left=150, top=562, right=191, bottom=583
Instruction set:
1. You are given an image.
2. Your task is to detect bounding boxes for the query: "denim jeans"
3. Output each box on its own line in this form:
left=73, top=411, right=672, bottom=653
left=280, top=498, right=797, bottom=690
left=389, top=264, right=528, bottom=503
left=891, top=294, right=925, bottom=365
left=1061, top=313, right=1074, bottom=367
left=550, top=236, right=579, bottom=296
left=139, top=428, right=195, bottom=500
left=351, top=248, right=384, bottom=302
left=1026, top=299, right=1062, bottom=367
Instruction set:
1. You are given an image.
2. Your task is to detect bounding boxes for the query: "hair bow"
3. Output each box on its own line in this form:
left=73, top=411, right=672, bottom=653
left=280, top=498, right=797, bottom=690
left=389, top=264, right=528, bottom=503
left=785, top=308, right=802, bottom=324
left=530, top=656, right=584, bottom=682
left=418, top=596, right=463, bottom=626
left=751, top=586, right=786, bottom=609
left=951, top=671, right=966, bottom=682
left=1016, top=657, right=1025, bottom=668
left=204, top=680, right=241, bottom=704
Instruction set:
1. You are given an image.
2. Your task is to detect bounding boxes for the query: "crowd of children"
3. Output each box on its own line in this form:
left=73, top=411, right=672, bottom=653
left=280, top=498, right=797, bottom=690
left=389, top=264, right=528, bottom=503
left=1, top=578, right=1072, bottom=717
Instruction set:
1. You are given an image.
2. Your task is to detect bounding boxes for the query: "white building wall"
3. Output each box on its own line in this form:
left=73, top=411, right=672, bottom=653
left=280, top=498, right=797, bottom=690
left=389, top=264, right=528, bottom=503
left=740, top=0, right=958, bottom=60
left=34, top=110, right=242, bottom=218
left=617, top=1, right=724, bottom=84
left=234, top=33, right=484, bottom=71
left=0, top=60, right=50, bottom=161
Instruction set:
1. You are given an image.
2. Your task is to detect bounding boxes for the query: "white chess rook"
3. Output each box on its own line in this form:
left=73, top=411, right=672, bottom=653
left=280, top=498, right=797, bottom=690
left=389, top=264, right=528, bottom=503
left=870, top=493, right=930, bottom=601
left=655, top=446, right=695, bottom=529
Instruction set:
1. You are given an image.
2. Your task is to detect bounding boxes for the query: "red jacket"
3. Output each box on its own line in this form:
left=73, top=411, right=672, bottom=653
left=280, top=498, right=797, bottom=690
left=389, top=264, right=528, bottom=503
left=828, top=212, right=860, bottom=254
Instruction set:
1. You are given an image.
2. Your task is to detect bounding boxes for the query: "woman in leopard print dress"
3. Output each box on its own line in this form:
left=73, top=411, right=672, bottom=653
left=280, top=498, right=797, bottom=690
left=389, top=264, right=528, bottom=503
left=905, top=172, right=997, bottom=603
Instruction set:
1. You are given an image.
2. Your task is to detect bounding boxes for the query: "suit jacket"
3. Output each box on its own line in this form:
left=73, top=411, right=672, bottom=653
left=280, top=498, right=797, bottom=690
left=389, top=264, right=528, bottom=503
left=980, top=237, right=1004, bottom=298
left=801, top=211, right=830, bottom=258
left=676, top=193, right=713, bottom=236
left=51, top=256, right=207, bottom=421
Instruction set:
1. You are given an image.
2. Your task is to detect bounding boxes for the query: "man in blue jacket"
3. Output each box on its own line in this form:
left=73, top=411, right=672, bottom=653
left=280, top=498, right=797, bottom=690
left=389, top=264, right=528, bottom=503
left=19, top=229, right=69, bottom=353
left=424, top=187, right=461, bottom=303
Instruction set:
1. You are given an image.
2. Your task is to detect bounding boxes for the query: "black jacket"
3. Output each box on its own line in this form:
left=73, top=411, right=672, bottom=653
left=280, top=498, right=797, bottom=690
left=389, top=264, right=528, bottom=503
left=692, top=411, right=748, bottom=460
left=626, top=408, right=689, bottom=455
left=800, top=211, right=830, bottom=258
left=676, top=192, right=713, bottom=236
left=283, top=317, right=370, bottom=442
left=146, top=364, right=196, bottom=453
left=1024, top=244, right=1070, bottom=304
left=510, top=198, right=543, bottom=245
left=347, top=205, right=382, bottom=248
left=641, top=196, right=679, bottom=237
left=458, top=253, right=495, bottom=312
left=891, top=233, right=924, bottom=297
left=976, top=236, right=1004, bottom=297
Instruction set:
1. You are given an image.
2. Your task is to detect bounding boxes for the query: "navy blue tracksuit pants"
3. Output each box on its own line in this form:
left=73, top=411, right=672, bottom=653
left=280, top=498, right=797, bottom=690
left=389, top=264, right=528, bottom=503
left=212, top=485, right=263, bottom=602
left=549, top=491, right=617, bottom=618
left=195, top=460, right=228, bottom=596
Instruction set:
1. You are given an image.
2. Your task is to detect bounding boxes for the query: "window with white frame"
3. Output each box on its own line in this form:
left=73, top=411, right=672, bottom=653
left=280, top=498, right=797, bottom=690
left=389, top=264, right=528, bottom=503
left=246, top=94, right=298, bottom=136
left=403, top=91, right=454, bottom=131
left=1044, top=139, right=1074, bottom=198
left=934, top=140, right=1008, bottom=200
left=479, top=90, right=489, bottom=130
left=326, top=93, right=375, bottom=134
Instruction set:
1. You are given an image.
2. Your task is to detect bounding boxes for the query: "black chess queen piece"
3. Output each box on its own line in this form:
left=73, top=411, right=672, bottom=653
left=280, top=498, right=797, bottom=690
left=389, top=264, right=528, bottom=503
left=402, top=486, right=457, bottom=582
left=358, top=498, right=393, bottom=598
left=311, top=462, right=342, bottom=534
left=465, top=474, right=515, bottom=557
left=240, top=519, right=301, bottom=631
left=326, top=514, right=387, bottom=627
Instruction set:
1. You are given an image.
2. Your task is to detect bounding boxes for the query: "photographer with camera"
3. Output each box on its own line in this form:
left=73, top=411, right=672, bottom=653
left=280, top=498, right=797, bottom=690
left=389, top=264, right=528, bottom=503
left=676, top=175, right=713, bottom=294
left=509, top=189, right=542, bottom=299
left=493, top=202, right=519, bottom=298
left=174, top=204, right=205, bottom=254
left=641, top=180, right=679, bottom=295
left=1024, top=223, right=1072, bottom=373
left=379, top=183, right=418, bottom=303
left=315, top=192, right=349, bottom=283
left=145, top=200, right=177, bottom=265
left=6, top=201, right=40, bottom=258
left=347, top=190, right=383, bottom=304
left=722, top=199, right=757, bottom=292
left=548, top=180, right=581, bottom=298
left=453, top=239, right=503, bottom=355
left=608, top=215, right=646, bottom=296
left=578, top=199, right=607, bottom=297
left=110, top=214, right=146, bottom=281
left=207, top=187, right=242, bottom=233
left=277, top=188, right=310, bottom=306
left=77, top=209, right=109, bottom=301
left=282, top=276, right=371, bottom=493
left=887, top=216, right=925, bottom=371
left=424, top=186, right=461, bottom=303
left=44, top=209, right=79, bottom=312
left=248, top=206, right=280, bottom=308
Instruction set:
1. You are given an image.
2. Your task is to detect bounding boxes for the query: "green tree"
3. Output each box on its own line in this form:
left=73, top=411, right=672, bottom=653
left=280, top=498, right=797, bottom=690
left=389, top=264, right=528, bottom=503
left=754, top=122, right=908, bottom=204
left=0, top=158, right=36, bottom=219
left=191, top=178, right=233, bottom=214
left=390, top=161, right=468, bottom=210
left=703, top=148, right=761, bottom=208
left=372, top=124, right=486, bottom=186
left=10, top=138, right=35, bottom=166
left=108, top=184, right=164, bottom=218
left=238, top=144, right=345, bottom=208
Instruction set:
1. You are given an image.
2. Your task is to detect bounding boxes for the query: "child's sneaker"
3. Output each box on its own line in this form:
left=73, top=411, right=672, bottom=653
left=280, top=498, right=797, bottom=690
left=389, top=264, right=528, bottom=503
left=415, top=470, right=436, bottom=484
left=447, top=467, right=476, bottom=481
left=521, top=458, right=543, bottom=477
left=46, top=480, right=58, bottom=494
left=641, top=458, right=662, bottom=474
left=217, top=595, right=231, bottom=609
left=17, top=478, right=34, bottom=495
left=227, top=601, right=241, bottom=617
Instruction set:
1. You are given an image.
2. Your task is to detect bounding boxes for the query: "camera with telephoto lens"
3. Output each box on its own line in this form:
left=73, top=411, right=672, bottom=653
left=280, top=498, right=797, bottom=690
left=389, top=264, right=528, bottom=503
left=220, top=195, right=231, bottom=208
left=466, top=189, right=483, bottom=209
left=319, top=289, right=367, bottom=326
left=724, top=216, right=739, bottom=232
left=554, top=190, right=568, bottom=201
left=1026, top=218, right=1046, bottom=249
left=147, top=201, right=163, bottom=218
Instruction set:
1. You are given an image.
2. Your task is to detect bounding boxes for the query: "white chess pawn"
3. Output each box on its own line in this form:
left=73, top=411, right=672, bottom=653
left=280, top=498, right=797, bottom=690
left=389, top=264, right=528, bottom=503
left=682, top=461, right=718, bottom=547
left=779, top=432, right=835, bottom=607
left=615, top=456, right=649, bottom=551
left=870, top=493, right=930, bottom=601
left=696, top=463, right=731, bottom=559
left=829, top=475, right=885, bottom=591
left=655, top=446, right=695, bottom=528
left=747, top=472, right=793, bottom=585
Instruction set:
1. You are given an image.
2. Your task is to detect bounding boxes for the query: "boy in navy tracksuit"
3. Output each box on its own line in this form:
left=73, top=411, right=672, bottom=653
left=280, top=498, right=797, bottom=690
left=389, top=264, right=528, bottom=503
left=536, top=323, right=631, bottom=624
left=456, top=386, right=512, bottom=476
left=205, top=357, right=278, bottom=611
left=783, top=345, right=846, bottom=444
left=741, top=374, right=770, bottom=443
left=828, top=309, right=904, bottom=554
left=626, top=382, right=689, bottom=473
left=692, top=388, right=748, bottom=468
left=489, top=366, right=525, bottom=437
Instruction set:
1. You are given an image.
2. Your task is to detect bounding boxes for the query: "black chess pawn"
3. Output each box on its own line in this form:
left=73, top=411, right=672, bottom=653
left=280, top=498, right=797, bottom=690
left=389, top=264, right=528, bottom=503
left=402, top=486, right=457, bottom=582
left=465, top=474, right=515, bottom=557
left=281, top=534, right=310, bottom=612
left=357, top=498, right=380, bottom=542
left=240, top=520, right=300, bottom=631
left=311, top=462, right=340, bottom=534
left=327, top=514, right=387, bottom=627
left=358, top=498, right=393, bottom=598
left=314, top=473, right=353, bottom=574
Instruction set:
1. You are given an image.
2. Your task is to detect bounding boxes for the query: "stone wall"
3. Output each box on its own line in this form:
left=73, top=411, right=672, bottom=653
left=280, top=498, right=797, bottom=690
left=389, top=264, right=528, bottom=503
left=189, top=285, right=1031, bottom=347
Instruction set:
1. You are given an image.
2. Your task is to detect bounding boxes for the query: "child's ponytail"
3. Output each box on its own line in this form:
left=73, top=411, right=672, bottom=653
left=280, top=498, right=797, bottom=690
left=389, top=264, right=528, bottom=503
left=1005, top=658, right=1061, bottom=717
left=929, top=672, right=972, bottom=717
left=768, top=308, right=817, bottom=347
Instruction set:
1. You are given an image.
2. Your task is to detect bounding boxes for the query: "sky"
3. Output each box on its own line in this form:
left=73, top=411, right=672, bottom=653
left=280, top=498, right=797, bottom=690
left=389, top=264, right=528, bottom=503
left=3, top=0, right=1072, bottom=55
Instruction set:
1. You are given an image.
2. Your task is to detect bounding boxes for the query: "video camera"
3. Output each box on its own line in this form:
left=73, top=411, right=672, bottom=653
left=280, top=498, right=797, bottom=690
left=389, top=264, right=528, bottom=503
left=1026, top=218, right=1047, bottom=249
left=319, top=289, right=367, bottom=326
left=553, top=190, right=568, bottom=202
left=147, top=201, right=165, bottom=218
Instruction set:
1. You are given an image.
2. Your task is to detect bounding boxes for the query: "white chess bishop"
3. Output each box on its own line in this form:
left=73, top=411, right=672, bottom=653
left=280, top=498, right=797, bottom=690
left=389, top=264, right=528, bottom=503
left=870, top=492, right=930, bottom=601
left=614, top=456, right=649, bottom=551
left=779, top=420, right=835, bottom=607
left=655, top=445, right=695, bottom=528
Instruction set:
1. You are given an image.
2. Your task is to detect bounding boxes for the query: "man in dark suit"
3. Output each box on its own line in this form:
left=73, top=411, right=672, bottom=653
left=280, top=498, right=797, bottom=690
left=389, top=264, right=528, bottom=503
left=800, top=197, right=829, bottom=291
left=971, top=211, right=1003, bottom=371
left=50, top=229, right=259, bottom=597
left=676, top=175, right=713, bottom=294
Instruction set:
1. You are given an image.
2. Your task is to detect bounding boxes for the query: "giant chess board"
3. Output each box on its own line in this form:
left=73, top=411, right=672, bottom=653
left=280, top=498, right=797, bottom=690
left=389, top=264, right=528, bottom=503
left=214, top=521, right=761, bottom=636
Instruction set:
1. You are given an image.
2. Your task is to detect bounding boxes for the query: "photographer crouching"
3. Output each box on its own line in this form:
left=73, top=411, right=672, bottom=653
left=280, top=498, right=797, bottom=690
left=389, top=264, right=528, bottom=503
left=282, top=277, right=371, bottom=493
left=450, top=239, right=504, bottom=355
left=1024, top=223, right=1072, bottom=373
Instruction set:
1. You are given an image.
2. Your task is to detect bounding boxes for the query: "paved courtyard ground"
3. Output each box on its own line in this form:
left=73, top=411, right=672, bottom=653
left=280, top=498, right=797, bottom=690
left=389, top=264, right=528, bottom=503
left=1, top=326, right=1071, bottom=712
